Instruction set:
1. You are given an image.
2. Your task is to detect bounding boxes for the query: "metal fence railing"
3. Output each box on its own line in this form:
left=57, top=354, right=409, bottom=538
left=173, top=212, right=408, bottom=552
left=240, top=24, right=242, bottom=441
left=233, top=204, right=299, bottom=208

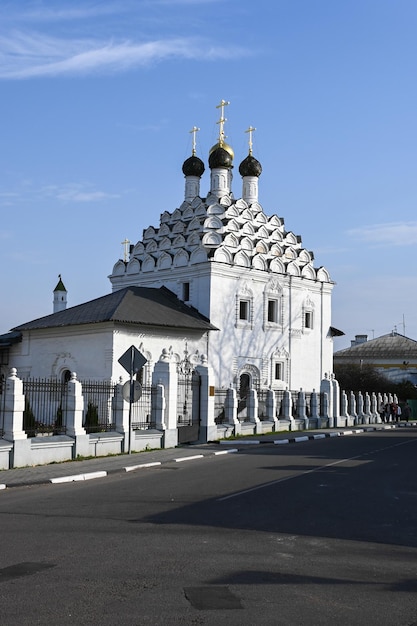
left=80, top=380, right=117, bottom=433
left=131, top=385, right=156, bottom=429
left=22, top=378, right=68, bottom=436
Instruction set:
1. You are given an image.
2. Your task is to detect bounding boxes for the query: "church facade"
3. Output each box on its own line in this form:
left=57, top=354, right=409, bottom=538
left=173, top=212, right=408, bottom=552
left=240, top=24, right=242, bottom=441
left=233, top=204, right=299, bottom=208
left=1, top=101, right=335, bottom=398
left=109, top=101, right=335, bottom=393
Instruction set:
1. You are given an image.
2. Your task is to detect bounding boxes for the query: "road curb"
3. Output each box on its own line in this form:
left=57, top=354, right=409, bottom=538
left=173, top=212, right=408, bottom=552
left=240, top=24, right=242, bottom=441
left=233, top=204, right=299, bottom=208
left=1, top=423, right=415, bottom=491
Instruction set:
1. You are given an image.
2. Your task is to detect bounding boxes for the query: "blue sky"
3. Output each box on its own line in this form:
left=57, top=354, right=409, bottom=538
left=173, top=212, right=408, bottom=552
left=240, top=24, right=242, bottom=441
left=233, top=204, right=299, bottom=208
left=1, top=0, right=416, bottom=350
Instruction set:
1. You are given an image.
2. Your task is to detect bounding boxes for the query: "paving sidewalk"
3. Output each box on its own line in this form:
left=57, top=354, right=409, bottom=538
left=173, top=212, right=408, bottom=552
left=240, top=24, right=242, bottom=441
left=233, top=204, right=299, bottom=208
left=0, top=422, right=413, bottom=490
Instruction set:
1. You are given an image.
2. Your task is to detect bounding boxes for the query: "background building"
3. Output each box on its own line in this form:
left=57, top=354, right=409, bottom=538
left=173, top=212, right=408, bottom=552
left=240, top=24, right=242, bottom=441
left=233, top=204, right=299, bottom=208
left=334, top=332, right=417, bottom=385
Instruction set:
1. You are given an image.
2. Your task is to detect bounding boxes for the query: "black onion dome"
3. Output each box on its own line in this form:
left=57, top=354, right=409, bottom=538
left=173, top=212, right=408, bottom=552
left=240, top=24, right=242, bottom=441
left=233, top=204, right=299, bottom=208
left=208, top=144, right=234, bottom=169
left=239, top=154, right=262, bottom=177
left=182, top=155, right=205, bottom=177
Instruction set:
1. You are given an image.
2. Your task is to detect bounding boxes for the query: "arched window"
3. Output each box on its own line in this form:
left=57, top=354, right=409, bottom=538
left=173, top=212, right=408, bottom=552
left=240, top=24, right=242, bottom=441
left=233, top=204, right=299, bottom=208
left=239, top=373, right=250, bottom=399
left=61, top=370, right=71, bottom=384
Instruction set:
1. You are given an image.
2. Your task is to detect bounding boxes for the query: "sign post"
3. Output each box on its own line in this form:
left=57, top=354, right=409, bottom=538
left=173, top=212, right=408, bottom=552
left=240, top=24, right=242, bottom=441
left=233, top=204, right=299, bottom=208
left=118, top=346, right=147, bottom=454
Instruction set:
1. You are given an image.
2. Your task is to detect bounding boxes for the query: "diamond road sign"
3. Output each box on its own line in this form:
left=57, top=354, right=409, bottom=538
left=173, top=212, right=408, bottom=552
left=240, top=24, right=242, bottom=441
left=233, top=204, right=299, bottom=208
left=118, top=345, right=147, bottom=376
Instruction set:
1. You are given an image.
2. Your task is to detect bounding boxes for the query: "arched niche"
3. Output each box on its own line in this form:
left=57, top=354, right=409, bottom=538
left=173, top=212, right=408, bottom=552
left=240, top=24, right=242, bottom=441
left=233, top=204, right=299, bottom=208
left=286, top=261, right=300, bottom=276
left=112, top=260, right=126, bottom=276
left=157, top=252, right=172, bottom=270
left=269, top=257, right=285, bottom=274
left=203, top=215, right=223, bottom=231
left=202, top=232, right=222, bottom=247
left=213, top=247, right=233, bottom=264
left=317, top=267, right=331, bottom=282
left=190, top=247, right=208, bottom=263
left=132, top=242, right=145, bottom=256
left=206, top=203, right=224, bottom=215
left=252, top=254, right=267, bottom=270
left=142, top=255, right=155, bottom=272
left=234, top=250, right=250, bottom=267
left=174, top=250, right=189, bottom=267
left=301, top=264, right=316, bottom=279
left=126, top=258, right=140, bottom=274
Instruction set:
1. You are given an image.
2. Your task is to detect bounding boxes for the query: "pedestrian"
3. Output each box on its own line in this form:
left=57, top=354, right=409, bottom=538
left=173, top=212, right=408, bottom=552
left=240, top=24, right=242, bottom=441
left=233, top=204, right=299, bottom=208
left=379, top=401, right=385, bottom=422
left=403, top=402, right=411, bottom=422
left=390, top=403, right=398, bottom=422
left=383, top=403, right=390, bottom=423
left=396, top=404, right=402, bottom=422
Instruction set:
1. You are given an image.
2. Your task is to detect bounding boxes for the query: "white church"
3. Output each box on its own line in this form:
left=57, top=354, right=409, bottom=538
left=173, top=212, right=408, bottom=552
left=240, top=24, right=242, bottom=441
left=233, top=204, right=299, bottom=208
left=0, top=100, right=336, bottom=406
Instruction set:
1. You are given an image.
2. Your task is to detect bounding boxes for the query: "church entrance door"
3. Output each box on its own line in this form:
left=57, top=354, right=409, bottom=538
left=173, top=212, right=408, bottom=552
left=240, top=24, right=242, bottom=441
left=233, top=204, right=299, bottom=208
left=176, top=354, right=201, bottom=444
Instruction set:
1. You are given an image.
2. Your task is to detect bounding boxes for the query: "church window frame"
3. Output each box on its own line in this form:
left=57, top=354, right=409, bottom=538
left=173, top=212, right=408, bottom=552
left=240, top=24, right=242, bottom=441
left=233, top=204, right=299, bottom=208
left=267, top=299, right=279, bottom=324
left=263, top=281, right=283, bottom=331
left=274, top=362, right=284, bottom=381
left=182, top=281, right=190, bottom=302
left=235, top=284, right=254, bottom=329
left=236, top=296, right=253, bottom=329
left=239, top=299, right=250, bottom=322
left=303, top=309, right=314, bottom=330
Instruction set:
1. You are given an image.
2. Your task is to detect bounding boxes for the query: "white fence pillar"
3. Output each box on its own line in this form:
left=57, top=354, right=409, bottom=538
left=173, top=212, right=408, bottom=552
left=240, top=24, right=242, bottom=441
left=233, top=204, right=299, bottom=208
left=266, top=389, right=279, bottom=429
left=3, top=368, right=26, bottom=442
left=320, top=375, right=333, bottom=427
left=113, top=381, right=130, bottom=451
left=247, top=388, right=262, bottom=434
left=64, top=373, right=89, bottom=458
left=3, top=368, right=31, bottom=468
left=225, top=386, right=240, bottom=435
left=196, top=356, right=217, bottom=442
left=152, top=348, right=178, bottom=448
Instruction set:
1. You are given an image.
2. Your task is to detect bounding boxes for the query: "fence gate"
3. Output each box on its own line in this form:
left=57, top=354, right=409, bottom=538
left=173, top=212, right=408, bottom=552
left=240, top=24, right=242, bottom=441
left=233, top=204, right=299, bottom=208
left=177, top=350, right=200, bottom=444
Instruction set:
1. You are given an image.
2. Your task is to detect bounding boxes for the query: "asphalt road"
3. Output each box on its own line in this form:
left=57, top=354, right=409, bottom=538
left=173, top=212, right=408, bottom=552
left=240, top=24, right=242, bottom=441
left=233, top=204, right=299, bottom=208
left=0, top=429, right=416, bottom=625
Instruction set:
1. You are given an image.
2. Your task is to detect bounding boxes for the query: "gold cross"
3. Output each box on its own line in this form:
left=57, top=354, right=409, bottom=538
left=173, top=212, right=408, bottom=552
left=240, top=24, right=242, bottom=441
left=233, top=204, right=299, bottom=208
left=189, top=126, right=200, bottom=156
left=245, top=126, right=256, bottom=155
left=121, top=238, right=130, bottom=263
left=215, top=99, right=230, bottom=146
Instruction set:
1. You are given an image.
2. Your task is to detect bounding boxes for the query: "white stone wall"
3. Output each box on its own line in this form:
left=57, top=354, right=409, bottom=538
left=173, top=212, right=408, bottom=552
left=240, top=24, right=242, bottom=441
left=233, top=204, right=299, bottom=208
left=6, top=324, right=208, bottom=384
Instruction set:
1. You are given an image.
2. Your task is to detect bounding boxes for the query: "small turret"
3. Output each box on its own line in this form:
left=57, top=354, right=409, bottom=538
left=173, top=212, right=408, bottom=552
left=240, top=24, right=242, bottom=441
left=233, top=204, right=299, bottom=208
left=53, top=275, right=67, bottom=313
left=239, top=126, right=262, bottom=205
left=183, top=126, right=205, bottom=202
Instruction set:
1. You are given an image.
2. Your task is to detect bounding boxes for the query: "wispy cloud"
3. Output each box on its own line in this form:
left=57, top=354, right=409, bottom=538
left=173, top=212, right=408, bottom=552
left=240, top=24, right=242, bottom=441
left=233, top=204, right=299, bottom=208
left=347, top=222, right=417, bottom=246
left=0, top=31, right=248, bottom=79
left=41, top=184, right=120, bottom=203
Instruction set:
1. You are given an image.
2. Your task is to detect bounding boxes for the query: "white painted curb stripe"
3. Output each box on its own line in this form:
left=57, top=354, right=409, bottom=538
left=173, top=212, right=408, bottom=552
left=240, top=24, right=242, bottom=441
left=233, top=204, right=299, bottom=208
left=50, top=471, right=107, bottom=484
left=274, top=439, right=289, bottom=445
left=124, top=461, right=161, bottom=472
left=214, top=449, right=238, bottom=455
left=312, top=434, right=326, bottom=439
left=174, top=454, right=204, bottom=463
left=329, top=432, right=340, bottom=437
left=294, top=436, right=309, bottom=442
left=0, top=484, right=6, bottom=490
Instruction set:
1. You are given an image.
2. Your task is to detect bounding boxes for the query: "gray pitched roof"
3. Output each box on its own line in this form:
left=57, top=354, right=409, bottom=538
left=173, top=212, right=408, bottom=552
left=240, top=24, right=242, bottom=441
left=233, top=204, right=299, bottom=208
left=12, top=286, right=217, bottom=332
left=334, top=332, right=417, bottom=360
